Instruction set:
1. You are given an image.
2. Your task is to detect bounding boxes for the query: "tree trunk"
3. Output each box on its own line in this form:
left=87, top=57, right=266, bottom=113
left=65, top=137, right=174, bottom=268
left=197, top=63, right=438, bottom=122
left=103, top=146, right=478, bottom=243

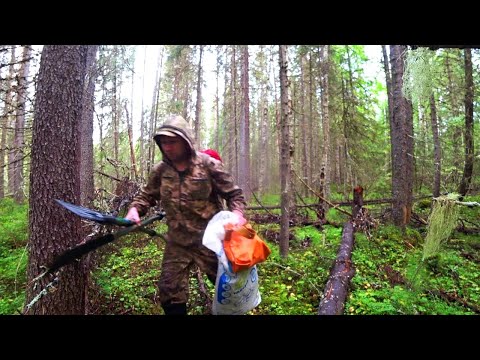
left=214, top=46, right=221, bottom=151
left=429, top=94, right=441, bottom=197
left=259, top=102, right=268, bottom=195
left=352, top=186, right=364, bottom=218
left=458, top=48, right=474, bottom=196
left=308, top=52, right=314, bottom=190
left=182, top=76, right=189, bottom=121
left=258, top=46, right=268, bottom=196
left=79, top=45, right=98, bottom=315
left=382, top=45, right=394, bottom=172
left=112, top=46, right=120, bottom=180
left=231, top=46, right=238, bottom=179
left=271, top=45, right=281, bottom=187
left=12, top=45, right=32, bottom=203
left=222, top=47, right=230, bottom=172
left=97, top=47, right=108, bottom=193
left=382, top=46, right=394, bottom=124
left=80, top=45, right=98, bottom=208
left=300, top=52, right=309, bottom=196
left=318, top=222, right=355, bottom=315
left=124, top=102, right=138, bottom=180
left=26, top=45, right=89, bottom=315
left=389, top=45, right=414, bottom=228
left=335, top=137, right=343, bottom=184
left=239, top=45, right=250, bottom=202
left=139, top=45, right=147, bottom=180
left=415, top=107, right=426, bottom=194
left=320, top=45, right=331, bottom=210
left=194, top=45, right=203, bottom=144
left=279, top=45, right=293, bottom=258
left=148, top=47, right=163, bottom=173
left=0, top=46, right=16, bottom=199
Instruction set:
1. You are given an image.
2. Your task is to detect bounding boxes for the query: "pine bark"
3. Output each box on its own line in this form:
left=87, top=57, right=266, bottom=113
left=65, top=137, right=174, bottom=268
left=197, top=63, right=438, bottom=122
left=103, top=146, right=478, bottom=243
left=389, top=45, right=414, bottom=227
left=26, top=45, right=90, bottom=314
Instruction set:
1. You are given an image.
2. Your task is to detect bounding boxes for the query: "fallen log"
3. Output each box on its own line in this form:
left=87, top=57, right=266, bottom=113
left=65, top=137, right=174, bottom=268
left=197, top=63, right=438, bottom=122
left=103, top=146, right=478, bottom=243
left=318, top=221, right=355, bottom=315
left=456, top=226, right=480, bottom=235
left=245, top=194, right=434, bottom=211
left=428, top=289, right=480, bottom=314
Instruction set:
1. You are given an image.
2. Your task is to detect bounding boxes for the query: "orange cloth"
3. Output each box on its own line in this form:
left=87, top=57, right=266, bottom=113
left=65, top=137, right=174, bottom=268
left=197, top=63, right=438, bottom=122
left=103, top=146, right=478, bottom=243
left=223, top=223, right=271, bottom=273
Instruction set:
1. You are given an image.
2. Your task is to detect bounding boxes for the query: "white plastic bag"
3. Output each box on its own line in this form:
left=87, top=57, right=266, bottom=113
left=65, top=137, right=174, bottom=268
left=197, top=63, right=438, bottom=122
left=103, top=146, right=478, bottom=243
left=203, top=211, right=262, bottom=315
left=213, top=264, right=261, bottom=315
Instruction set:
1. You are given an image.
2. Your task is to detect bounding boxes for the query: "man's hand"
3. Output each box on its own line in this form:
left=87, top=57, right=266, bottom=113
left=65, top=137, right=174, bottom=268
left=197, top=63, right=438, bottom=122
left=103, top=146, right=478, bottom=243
left=125, top=207, right=141, bottom=225
left=232, top=209, right=247, bottom=226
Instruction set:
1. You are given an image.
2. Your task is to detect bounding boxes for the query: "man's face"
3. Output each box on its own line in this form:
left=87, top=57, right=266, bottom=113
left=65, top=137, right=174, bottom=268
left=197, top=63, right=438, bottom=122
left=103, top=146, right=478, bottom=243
left=158, top=135, right=188, bottom=162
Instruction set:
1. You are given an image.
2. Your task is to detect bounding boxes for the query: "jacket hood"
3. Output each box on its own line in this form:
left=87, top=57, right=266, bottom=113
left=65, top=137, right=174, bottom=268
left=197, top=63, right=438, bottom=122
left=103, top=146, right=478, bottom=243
left=153, top=115, right=196, bottom=156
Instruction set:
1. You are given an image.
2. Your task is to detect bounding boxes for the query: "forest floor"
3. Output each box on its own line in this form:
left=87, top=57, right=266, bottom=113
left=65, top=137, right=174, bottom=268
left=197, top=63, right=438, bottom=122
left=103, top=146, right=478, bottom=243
left=86, top=195, right=480, bottom=315
left=1, top=195, right=479, bottom=315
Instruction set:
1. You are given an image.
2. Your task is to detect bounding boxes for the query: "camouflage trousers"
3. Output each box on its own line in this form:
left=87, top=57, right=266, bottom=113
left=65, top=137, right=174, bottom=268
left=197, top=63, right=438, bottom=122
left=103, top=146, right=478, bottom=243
left=158, top=236, right=218, bottom=307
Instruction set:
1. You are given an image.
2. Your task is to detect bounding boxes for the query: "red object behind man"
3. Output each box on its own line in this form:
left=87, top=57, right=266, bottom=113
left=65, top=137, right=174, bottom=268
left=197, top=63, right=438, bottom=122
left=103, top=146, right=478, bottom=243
left=201, top=149, right=222, bottom=162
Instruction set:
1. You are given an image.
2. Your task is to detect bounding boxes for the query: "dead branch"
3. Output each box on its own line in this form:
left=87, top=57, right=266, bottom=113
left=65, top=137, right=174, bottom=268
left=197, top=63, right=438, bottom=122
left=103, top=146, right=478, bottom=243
left=455, top=226, right=480, bottom=235
left=95, top=170, right=121, bottom=182
left=428, top=289, right=480, bottom=314
left=293, top=169, right=353, bottom=217
left=455, top=200, right=480, bottom=207
left=247, top=182, right=275, bottom=217
left=195, top=267, right=212, bottom=314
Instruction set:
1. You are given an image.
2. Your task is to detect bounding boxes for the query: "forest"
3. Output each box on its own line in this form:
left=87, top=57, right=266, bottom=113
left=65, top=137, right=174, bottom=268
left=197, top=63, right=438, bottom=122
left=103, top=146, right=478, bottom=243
left=0, top=45, right=478, bottom=315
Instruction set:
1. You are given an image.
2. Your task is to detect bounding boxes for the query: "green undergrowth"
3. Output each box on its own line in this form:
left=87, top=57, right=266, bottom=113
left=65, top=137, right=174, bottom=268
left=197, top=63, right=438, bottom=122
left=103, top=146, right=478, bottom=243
left=345, top=224, right=479, bottom=315
left=1, top=195, right=478, bottom=315
left=250, top=224, right=342, bottom=314
left=0, top=198, right=28, bottom=315
left=90, top=224, right=166, bottom=315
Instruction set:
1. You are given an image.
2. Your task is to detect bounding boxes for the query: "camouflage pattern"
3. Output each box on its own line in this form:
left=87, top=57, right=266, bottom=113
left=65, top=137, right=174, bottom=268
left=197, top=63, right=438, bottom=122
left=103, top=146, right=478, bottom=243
left=130, top=115, right=246, bottom=307
left=158, top=241, right=217, bottom=305
left=131, top=115, right=246, bottom=247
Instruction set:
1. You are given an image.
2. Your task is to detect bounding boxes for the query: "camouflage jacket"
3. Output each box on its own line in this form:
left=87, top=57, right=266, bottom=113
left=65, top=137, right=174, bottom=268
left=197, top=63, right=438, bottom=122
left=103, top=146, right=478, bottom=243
left=131, top=116, right=246, bottom=246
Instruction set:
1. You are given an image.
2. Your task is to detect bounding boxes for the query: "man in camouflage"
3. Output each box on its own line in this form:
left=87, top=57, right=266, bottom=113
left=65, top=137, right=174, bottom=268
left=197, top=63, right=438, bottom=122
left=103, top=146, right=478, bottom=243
left=125, top=114, right=246, bottom=315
